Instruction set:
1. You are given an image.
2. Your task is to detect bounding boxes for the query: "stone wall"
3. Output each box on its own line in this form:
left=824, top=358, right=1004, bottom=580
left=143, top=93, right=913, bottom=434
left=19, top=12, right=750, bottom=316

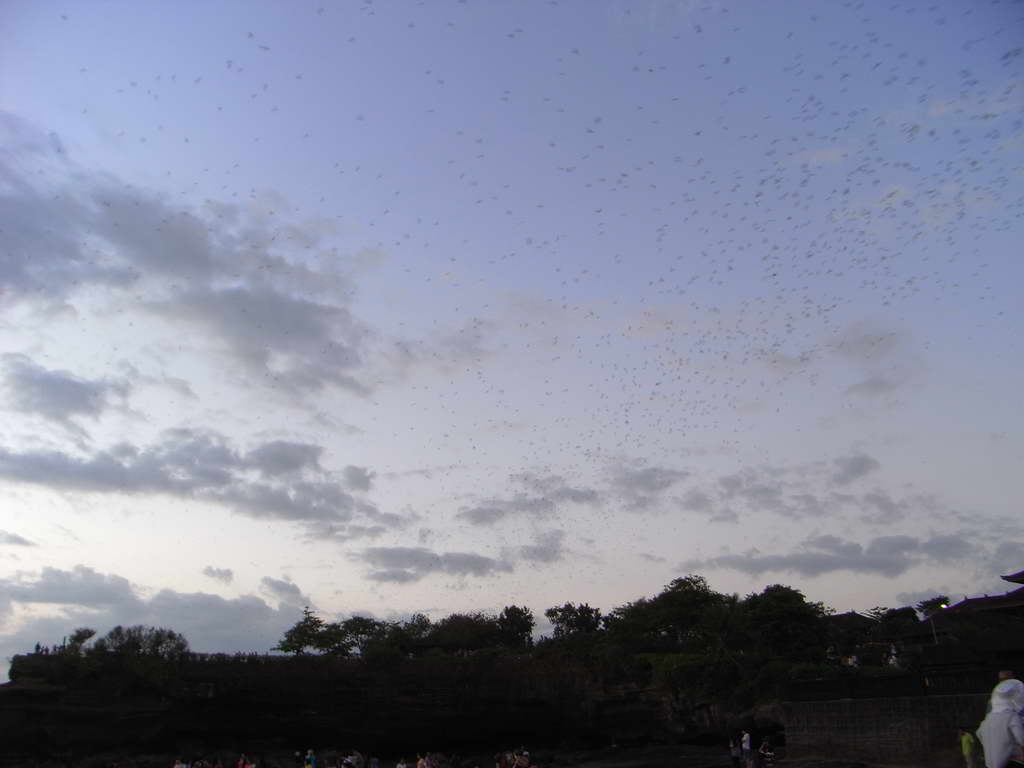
left=783, top=693, right=988, bottom=764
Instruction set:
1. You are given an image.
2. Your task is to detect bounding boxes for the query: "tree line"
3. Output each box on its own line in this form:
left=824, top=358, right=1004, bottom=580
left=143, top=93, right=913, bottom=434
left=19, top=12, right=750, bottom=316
left=19, top=575, right=953, bottom=708
left=273, top=576, right=837, bottom=662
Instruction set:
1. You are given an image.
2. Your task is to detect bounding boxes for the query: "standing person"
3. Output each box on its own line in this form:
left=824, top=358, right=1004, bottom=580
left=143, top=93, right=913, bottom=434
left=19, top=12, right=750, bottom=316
left=728, top=736, right=741, bottom=768
left=757, top=737, right=773, bottom=767
left=306, top=751, right=318, bottom=768
left=978, top=671, right=1024, bottom=768
left=237, top=755, right=248, bottom=768
left=741, top=731, right=752, bottom=768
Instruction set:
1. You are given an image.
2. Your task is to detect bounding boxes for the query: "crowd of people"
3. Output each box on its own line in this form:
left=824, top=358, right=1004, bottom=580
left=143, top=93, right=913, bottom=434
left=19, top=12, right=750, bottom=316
left=165, top=746, right=536, bottom=768
left=168, top=748, right=419, bottom=768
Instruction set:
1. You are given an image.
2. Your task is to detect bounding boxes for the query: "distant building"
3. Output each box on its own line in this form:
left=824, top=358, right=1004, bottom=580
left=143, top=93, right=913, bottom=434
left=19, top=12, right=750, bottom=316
left=943, top=568, right=1024, bottom=619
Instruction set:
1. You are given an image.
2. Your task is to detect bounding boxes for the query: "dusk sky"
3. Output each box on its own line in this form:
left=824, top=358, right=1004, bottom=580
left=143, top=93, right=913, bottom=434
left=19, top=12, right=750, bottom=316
left=1, top=0, right=1022, bottom=677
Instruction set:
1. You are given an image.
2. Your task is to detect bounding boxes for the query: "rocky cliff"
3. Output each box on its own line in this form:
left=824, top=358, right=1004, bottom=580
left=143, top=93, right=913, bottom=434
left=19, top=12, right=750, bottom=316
left=0, top=653, right=674, bottom=759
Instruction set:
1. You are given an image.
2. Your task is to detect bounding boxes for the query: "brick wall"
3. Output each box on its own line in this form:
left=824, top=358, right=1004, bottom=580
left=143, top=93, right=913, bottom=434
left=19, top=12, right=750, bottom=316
left=783, top=693, right=988, bottom=763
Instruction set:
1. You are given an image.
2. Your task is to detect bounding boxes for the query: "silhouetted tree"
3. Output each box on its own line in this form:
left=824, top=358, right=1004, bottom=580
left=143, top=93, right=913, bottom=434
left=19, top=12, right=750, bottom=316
left=317, top=621, right=355, bottom=656
left=273, top=606, right=325, bottom=655
left=606, top=574, right=726, bottom=652
left=64, top=627, right=97, bottom=655
left=915, top=595, right=950, bottom=618
left=869, top=606, right=920, bottom=643
left=497, top=605, right=535, bottom=649
left=340, top=616, right=389, bottom=654
left=387, top=613, right=433, bottom=654
left=92, top=625, right=189, bottom=659
left=545, top=602, right=603, bottom=638
left=739, top=584, right=828, bottom=662
left=429, top=612, right=500, bottom=652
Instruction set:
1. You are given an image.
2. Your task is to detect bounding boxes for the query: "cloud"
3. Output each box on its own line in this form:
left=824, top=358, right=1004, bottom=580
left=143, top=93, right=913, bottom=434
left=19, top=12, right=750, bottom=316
left=681, top=532, right=978, bottom=579
left=1, top=116, right=511, bottom=401
left=206, top=481, right=357, bottom=522
left=342, top=465, right=374, bottom=492
left=201, top=566, right=233, bottom=584
left=639, top=553, right=666, bottom=563
left=708, top=507, right=739, bottom=524
left=681, top=488, right=714, bottom=513
left=149, top=287, right=372, bottom=396
left=0, top=530, right=35, bottom=546
left=847, top=374, right=902, bottom=397
left=458, top=495, right=555, bottom=526
left=860, top=490, right=907, bottom=523
left=0, top=117, right=378, bottom=396
left=0, top=564, right=304, bottom=679
left=829, top=328, right=902, bottom=362
left=510, top=473, right=601, bottom=504
left=458, top=473, right=600, bottom=526
left=991, top=541, right=1024, bottom=572
left=2, top=354, right=131, bottom=437
left=919, top=534, right=972, bottom=560
left=245, top=441, right=323, bottom=477
left=458, top=505, right=511, bottom=525
left=3, top=565, right=142, bottom=610
left=831, top=454, right=881, bottom=486
left=609, top=463, right=688, bottom=511
left=0, top=428, right=391, bottom=532
left=357, top=546, right=514, bottom=583
left=302, top=522, right=387, bottom=543
left=717, top=468, right=793, bottom=516
left=259, top=576, right=307, bottom=607
left=680, top=458, right=941, bottom=525
left=363, top=569, right=422, bottom=584
left=516, top=529, right=566, bottom=564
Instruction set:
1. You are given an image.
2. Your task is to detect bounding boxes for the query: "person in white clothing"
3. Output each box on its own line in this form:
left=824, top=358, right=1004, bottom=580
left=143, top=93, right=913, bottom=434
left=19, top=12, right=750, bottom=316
left=741, top=730, right=752, bottom=768
left=977, top=671, right=1024, bottom=768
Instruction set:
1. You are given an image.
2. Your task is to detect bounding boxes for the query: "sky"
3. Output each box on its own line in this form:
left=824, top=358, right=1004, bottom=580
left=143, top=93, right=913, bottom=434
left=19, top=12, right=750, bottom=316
left=0, top=0, right=1022, bottom=678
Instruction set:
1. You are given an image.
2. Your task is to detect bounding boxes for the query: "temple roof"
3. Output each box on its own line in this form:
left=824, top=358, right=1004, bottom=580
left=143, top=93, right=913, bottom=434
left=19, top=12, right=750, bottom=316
left=1001, top=568, right=1024, bottom=584
left=945, top=585, right=1024, bottom=613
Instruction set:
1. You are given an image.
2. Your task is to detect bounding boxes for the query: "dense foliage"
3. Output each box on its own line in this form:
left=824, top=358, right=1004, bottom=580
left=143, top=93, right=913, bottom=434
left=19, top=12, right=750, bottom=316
left=261, top=577, right=866, bottom=709
left=16, top=576, right=967, bottom=712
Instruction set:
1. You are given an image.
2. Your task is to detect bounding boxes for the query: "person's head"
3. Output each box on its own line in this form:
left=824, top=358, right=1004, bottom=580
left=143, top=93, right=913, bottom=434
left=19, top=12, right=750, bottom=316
left=998, top=669, right=1015, bottom=680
